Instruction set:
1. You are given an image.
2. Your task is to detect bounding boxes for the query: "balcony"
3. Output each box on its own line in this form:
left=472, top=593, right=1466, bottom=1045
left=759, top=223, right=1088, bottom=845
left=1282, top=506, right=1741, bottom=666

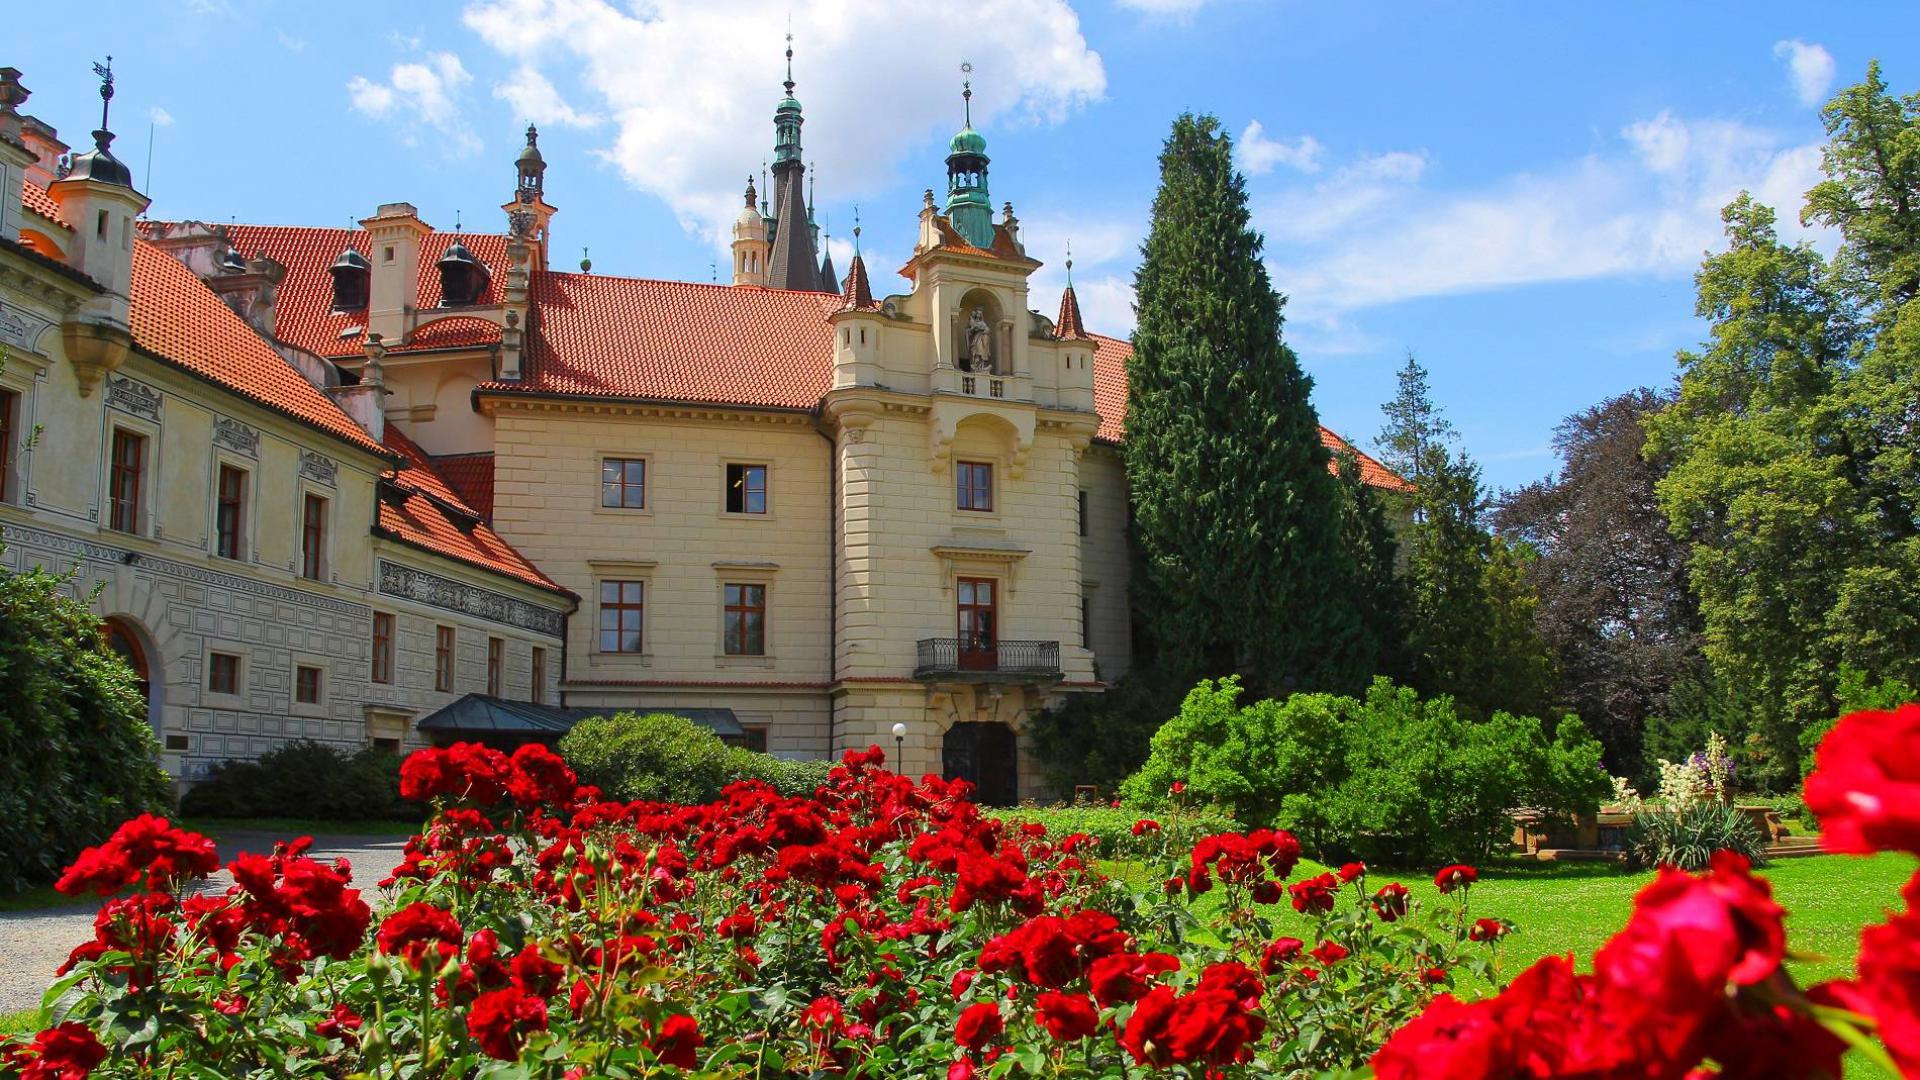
left=913, top=638, right=1062, bottom=682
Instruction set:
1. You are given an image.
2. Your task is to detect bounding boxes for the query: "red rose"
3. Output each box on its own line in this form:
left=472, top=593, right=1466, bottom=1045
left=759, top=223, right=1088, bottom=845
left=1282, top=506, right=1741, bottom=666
left=315, top=1003, right=363, bottom=1042
left=1288, top=872, right=1338, bottom=914
left=1260, top=937, right=1303, bottom=975
left=55, top=814, right=218, bottom=896
left=649, top=1014, right=703, bottom=1069
left=1131, top=819, right=1160, bottom=836
left=1840, top=871, right=1920, bottom=1074
left=946, top=1061, right=976, bottom=1080
left=1338, top=861, right=1367, bottom=883
left=512, top=947, right=565, bottom=999
left=1433, top=865, right=1477, bottom=894
left=950, top=969, right=976, bottom=998
left=1804, top=704, right=1920, bottom=854
left=1469, top=918, right=1507, bottom=943
left=1170, top=781, right=1187, bottom=795
left=507, top=744, right=578, bottom=808
left=1373, top=881, right=1410, bottom=922
left=1594, top=851, right=1785, bottom=1007
left=467, top=986, right=549, bottom=1061
left=1371, top=994, right=1511, bottom=1080
left=1311, top=939, right=1349, bottom=965
left=1089, top=951, right=1179, bottom=1006
left=375, top=902, right=462, bottom=969
left=1034, top=991, right=1099, bottom=1041
left=955, top=1001, right=1003, bottom=1051
left=14, top=1022, right=108, bottom=1080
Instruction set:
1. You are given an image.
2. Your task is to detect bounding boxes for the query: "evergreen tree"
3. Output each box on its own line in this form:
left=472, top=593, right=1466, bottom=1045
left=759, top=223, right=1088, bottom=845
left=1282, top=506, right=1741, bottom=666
left=1125, top=113, right=1370, bottom=694
left=1335, top=449, right=1410, bottom=684
left=1377, top=355, right=1556, bottom=717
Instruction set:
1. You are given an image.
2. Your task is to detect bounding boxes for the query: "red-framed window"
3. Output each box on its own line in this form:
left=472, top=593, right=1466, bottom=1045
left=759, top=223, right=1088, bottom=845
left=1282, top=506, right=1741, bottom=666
left=487, top=637, right=504, bottom=696
left=599, top=580, right=645, bottom=653
left=371, top=612, right=394, bottom=684
left=208, top=652, right=239, bottom=695
left=295, top=665, right=322, bottom=704
left=435, top=625, right=455, bottom=691
left=216, top=465, right=246, bottom=559
left=956, top=461, right=993, bottom=512
left=109, top=429, right=145, bottom=533
left=601, top=458, right=646, bottom=509
left=301, top=494, right=327, bottom=580
left=723, top=583, right=766, bottom=656
left=726, top=463, right=768, bottom=514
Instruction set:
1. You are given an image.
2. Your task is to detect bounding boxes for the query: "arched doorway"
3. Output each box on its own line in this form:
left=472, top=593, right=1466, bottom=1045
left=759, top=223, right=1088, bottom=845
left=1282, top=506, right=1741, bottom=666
left=943, top=722, right=1018, bottom=806
left=101, top=616, right=157, bottom=728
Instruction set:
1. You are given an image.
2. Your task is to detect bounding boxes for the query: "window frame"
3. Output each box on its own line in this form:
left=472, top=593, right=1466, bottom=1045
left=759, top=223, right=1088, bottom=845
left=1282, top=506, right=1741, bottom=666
left=294, top=664, right=323, bottom=705
left=208, top=651, right=241, bottom=696
left=598, top=579, right=647, bottom=654
left=743, top=726, right=769, bottom=754
left=434, top=625, right=456, bottom=692
left=486, top=636, right=504, bottom=696
left=371, top=612, right=395, bottom=685
left=300, top=492, right=328, bottom=581
left=599, top=456, right=648, bottom=511
left=725, top=462, right=769, bottom=515
left=0, top=387, right=16, bottom=504
left=108, top=427, right=147, bottom=534
left=722, top=582, right=767, bottom=657
left=215, top=463, right=248, bottom=560
left=530, top=646, right=546, bottom=704
left=955, top=460, right=994, bottom=513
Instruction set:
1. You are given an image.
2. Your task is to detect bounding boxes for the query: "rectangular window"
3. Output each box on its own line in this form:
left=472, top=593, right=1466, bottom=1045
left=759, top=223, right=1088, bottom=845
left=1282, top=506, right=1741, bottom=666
left=487, top=637, right=504, bottom=696
left=726, top=463, right=768, bottom=514
left=723, top=583, right=767, bottom=656
left=0, top=388, right=16, bottom=503
left=108, top=428, right=145, bottom=533
left=301, top=494, right=327, bottom=580
left=601, top=457, right=646, bottom=509
left=599, top=580, right=645, bottom=653
left=208, top=652, right=240, bottom=695
left=956, top=461, right=993, bottom=512
left=371, top=613, right=395, bottom=685
left=744, top=726, right=769, bottom=754
left=216, top=465, right=246, bottom=559
left=372, top=736, right=401, bottom=753
left=295, top=665, right=322, bottom=704
left=1078, top=490, right=1088, bottom=537
left=530, top=647, right=546, bottom=704
left=435, top=626, right=455, bottom=691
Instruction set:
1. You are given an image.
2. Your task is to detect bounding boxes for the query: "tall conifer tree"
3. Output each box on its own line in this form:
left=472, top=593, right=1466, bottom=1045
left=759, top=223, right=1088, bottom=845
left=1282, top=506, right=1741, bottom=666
left=1125, top=113, right=1369, bottom=693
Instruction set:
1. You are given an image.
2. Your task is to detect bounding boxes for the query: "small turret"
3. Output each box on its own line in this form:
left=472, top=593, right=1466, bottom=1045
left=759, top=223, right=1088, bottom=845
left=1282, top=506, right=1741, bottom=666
left=731, top=174, right=770, bottom=286
left=945, top=69, right=992, bottom=248
left=1055, top=247, right=1088, bottom=340
left=500, top=123, right=556, bottom=272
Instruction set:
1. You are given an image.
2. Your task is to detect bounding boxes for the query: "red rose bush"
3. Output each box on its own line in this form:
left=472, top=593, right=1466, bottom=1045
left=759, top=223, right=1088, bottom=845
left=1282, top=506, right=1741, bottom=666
left=5, top=707, right=1918, bottom=1078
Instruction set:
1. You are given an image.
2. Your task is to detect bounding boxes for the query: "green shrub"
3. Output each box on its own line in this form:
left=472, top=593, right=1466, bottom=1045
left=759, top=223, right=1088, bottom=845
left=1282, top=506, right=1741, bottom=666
left=0, top=550, right=173, bottom=890
left=985, top=804, right=1238, bottom=860
left=1121, top=676, right=1610, bottom=865
left=180, top=741, right=417, bottom=821
left=1028, top=672, right=1188, bottom=795
left=561, top=712, right=833, bottom=805
left=1627, top=801, right=1770, bottom=870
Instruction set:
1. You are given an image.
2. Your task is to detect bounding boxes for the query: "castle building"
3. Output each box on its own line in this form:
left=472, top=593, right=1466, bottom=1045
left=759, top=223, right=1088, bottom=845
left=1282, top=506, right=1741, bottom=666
left=0, top=60, right=1404, bottom=802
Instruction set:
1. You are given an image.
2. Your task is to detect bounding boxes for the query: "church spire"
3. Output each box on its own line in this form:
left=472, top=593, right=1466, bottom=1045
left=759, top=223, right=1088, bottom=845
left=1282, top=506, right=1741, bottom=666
left=1055, top=242, right=1088, bottom=340
left=945, top=64, right=993, bottom=248
left=766, top=34, right=821, bottom=291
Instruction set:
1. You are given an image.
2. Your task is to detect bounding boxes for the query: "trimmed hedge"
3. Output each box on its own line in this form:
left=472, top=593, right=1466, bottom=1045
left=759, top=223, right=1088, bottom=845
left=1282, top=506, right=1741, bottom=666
left=180, top=740, right=419, bottom=821
left=986, top=805, right=1239, bottom=859
left=560, top=711, right=831, bottom=804
left=0, top=551, right=173, bottom=890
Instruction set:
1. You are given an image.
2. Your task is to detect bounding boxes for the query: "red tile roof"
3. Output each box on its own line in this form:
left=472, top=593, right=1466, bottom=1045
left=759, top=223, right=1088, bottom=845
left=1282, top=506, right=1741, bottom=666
left=432, top=452, right=495, bottom=521
left=408, top=315, right=503, bottom=351
left=482, top=273, right=845, bottom=408
left=379, top=426, right=566, bottom=595
left=128, top=239, right=387, bottom=456
left=1089, top=332, right=1409, bottom=491
left=222, top=224, right=510, bottom=358
left=21, top=180, right=68, bottom=229
left=1055, top=283, right=1088, bottom=340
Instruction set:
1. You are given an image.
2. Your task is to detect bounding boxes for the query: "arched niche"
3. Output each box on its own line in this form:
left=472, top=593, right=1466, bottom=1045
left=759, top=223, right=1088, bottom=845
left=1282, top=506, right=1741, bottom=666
left=952, top=287, right=1006, bottom=375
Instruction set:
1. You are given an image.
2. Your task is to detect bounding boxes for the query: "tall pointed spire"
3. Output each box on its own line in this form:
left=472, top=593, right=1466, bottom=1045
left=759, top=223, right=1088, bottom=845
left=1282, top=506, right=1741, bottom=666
left=818, top=209, right=836, bottom=291
left=840, top=207, right=873, bottom=309
left=1055, top=241, right=1088, bottom=339
left=767, top=33, right=820, bottom=290
left=945, top=63, right=993, bottom=248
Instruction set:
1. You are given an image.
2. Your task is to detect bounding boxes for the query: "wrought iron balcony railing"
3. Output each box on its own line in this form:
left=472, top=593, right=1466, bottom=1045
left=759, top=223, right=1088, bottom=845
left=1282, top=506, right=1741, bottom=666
left=913, top=638, right=1062, bottom=681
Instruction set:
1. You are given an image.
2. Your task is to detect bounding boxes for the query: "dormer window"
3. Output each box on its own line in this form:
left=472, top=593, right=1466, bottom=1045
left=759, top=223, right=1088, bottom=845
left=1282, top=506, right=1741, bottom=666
left=328, top=247, right=371, bottom=311
left=437, top=241, right=490, bottom=307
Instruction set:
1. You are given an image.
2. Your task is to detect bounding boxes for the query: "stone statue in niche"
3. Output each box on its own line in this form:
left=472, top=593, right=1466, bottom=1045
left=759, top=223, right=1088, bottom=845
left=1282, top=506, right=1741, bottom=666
left=963, top=306, right=992, bottom=373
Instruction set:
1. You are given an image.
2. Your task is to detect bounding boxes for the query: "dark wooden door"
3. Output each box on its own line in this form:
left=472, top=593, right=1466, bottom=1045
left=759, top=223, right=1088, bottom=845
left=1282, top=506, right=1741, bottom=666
left=957, top=578, right=997, bottom=670
left=942, top=722, right=1018, bottom=806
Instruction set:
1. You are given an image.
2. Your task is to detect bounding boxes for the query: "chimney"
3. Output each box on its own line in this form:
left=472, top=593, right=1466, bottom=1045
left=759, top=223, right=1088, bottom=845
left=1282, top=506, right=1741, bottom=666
left=0, top=69, right=32, bottom=243
left=18, top=114, right=66, bottom=192
left=359, top=202, right=431, bottom=344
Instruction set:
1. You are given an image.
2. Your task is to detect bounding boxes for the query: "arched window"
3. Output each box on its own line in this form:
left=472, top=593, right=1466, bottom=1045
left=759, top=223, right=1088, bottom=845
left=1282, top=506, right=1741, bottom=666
left=102, top=617, right=152, bottom=712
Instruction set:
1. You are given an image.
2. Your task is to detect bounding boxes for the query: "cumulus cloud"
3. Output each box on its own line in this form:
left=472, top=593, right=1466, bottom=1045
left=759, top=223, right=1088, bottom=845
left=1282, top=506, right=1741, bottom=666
left=1260, top=112, right=1826, bottom=320
left=495, top=65, right=601, bottom=128
left=1773, top=39, right=1836, bottom=107
left=459, top=0, right=1105, bottom=245
left=347, top=52, right=481, bottom=155
left=1238, top=121, right=1324, bottom=176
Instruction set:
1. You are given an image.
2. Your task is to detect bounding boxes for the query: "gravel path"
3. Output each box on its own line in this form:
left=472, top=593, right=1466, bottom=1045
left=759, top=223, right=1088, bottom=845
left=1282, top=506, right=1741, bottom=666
left=0, top=832, right=409, bottom=1016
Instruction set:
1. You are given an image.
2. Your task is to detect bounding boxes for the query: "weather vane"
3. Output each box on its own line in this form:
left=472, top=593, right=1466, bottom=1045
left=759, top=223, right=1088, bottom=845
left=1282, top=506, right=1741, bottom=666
left=93, top=56, right=114, bottom=130
left=960, top=62, right=973, bottom=126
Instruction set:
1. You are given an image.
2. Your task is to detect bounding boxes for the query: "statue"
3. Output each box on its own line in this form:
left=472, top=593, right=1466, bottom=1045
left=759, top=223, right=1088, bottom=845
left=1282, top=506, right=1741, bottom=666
left=964, top=307, right=992, bottom=373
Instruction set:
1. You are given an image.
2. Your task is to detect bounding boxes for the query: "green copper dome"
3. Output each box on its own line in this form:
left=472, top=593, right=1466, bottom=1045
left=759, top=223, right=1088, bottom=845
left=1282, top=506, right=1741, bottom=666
left=949, top=123, right=986, bottom=157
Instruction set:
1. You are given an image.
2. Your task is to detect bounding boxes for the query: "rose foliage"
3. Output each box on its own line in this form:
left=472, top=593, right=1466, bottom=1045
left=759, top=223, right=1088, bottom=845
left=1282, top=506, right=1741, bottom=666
left=6, top=703, right=1919, bottom=1079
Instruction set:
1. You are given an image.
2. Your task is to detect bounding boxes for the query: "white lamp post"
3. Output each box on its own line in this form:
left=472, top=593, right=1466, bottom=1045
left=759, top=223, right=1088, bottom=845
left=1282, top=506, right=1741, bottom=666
left=891, top=722, right=908, bottom=767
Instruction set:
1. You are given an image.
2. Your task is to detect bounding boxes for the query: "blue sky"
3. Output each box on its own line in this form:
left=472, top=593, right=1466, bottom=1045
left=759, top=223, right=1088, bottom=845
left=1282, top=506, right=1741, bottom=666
left=15, top=1, right=1916, bottom=490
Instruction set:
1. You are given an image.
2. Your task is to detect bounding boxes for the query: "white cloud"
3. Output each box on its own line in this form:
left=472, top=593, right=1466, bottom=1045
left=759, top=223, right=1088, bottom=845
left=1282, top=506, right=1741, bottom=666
left=1238, top=121, right=1323, bottom=176
left=1115, top=0, right=1212, bottom=17
left=495, top=65, right=601, bottom=128
left=460, top=0, right=1105, bottom=246
left=347, top=52, right=481, bottom=155
left=147, top=106, right=174, bottom=127
left=1773, top=39, right=1836, bottom=107
left=1261, top=111, right=1827, bottom=321
left=276, top=30, right=307, bottom=52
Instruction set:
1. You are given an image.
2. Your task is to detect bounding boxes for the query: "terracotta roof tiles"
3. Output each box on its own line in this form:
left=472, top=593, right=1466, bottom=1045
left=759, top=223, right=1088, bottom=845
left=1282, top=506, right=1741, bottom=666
left=379, top=426, right=564, bottom=595
left=21, top=180, right=67, bottom=229
left=432, top=452, right=496, bottom=521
